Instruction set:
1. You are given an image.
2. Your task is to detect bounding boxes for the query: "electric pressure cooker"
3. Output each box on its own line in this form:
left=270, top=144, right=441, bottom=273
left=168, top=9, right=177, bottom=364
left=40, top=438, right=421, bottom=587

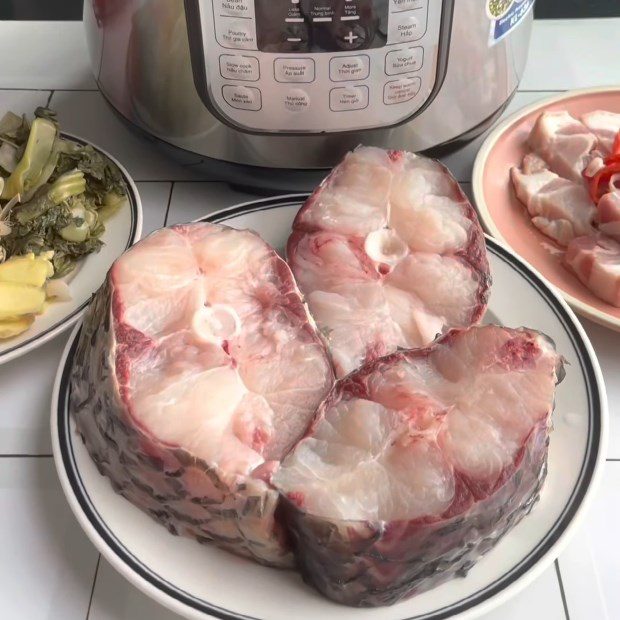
left=84, top=0, right=535, bottom=190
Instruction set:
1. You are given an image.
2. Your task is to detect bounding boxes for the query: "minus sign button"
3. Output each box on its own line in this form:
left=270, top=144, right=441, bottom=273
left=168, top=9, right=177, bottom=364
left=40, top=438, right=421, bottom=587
left=287, top=37, right=302, bottom=42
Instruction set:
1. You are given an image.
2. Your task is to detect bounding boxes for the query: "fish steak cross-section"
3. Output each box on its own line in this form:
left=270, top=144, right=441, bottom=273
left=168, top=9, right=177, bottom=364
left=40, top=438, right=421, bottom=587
left=69, top=223, right=335, bottom=567
left=287, top=146, right=491, bottom=378
left=274, top=325, right=564, bottom=606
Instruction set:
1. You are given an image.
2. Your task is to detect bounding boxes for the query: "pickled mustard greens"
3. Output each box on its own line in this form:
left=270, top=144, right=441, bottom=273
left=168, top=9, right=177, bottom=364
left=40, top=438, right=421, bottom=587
left=0, top=107, right=128, bottom=339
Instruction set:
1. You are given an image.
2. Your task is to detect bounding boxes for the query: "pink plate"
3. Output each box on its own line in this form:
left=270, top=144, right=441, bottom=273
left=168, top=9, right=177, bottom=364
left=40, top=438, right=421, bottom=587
left=472, top=87, right=620, bottom=331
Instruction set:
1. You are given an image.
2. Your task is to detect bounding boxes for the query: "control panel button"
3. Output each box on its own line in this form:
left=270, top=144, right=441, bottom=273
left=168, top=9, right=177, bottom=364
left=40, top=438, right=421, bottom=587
left=388, top=11, right=427, bottom=44
left=216, top=19, right=257, bottom=50
left=384, top=77, right=421, bottom=104
left=390, top=0, right=426, bottom=13
left=284, top=89, right=310, bottom=113
left=385, top=47, right=423, bottom=75
left=329, top=86, right=369, bottom=112
left=217, top=0, right=254, bottom=19
left=219, top=55, right=259, bottom=81
left=274, top=58, right=315, bottom=83
left=281, top=22, right=311, bottom=53
left=222, top=84, right=262, bottom=111
left=334, top=23, right=368, bottom=50
left=330, top=55, right=370, bottom=82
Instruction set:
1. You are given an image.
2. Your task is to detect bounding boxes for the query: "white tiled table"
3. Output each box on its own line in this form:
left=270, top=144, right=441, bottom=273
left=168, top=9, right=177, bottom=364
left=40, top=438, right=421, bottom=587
left=0, top=18, right=619, bottom=620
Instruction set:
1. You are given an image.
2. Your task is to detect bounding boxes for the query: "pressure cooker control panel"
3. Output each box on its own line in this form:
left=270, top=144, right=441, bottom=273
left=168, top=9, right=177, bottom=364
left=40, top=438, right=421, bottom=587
left=185, top=0, right=452, bottom=134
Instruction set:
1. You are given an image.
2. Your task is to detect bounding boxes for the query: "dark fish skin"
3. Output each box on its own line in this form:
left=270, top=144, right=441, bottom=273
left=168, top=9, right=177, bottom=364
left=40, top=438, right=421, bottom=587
left=70, top=278, right=294, bottom=568
left=280, top=425, right=547, bottom=606
left=276, top=327, right=564, bottom=607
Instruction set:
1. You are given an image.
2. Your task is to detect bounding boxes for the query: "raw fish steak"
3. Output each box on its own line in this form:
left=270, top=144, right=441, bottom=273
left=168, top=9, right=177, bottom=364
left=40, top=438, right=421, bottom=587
left=70, top=223, right=334, bottom=567
left=274, top=325, right=564, bottom=606
left=287, top=146, right=491, bottom=378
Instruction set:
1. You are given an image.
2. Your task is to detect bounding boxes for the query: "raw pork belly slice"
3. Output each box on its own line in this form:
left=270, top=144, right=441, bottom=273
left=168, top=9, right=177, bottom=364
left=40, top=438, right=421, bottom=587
left=274, top=325, right=564, bottom=606
left=287, top=146, right=490, bottom=378
left=581, top=110, right=620, bottom=155
left=510, top=162, right=596, bottom=246
left=69, top=223, right=334, bottom=567
left=528, top=110, right=597, bottom=183
left=564, top=234, right=620, bottom=306
left=597, top=191, right=620, bottom=240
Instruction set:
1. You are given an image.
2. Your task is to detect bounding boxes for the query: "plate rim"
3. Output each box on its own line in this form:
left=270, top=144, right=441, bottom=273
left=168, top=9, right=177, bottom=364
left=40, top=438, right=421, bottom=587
left=51, top=195, right=608, bottom=620
left=471, top=85, right=620, bottom=332
left=0, top=131, right=143, bottom=365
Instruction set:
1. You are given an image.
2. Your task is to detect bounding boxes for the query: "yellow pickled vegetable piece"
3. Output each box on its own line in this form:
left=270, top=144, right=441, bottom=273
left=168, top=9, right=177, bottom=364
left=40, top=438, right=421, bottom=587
left=0, top=281, right=46, bottom=320
left=0, top=253, right=54, bottom=287
left=0, top=315, right=34, bottom=339
left=98, top=191, right=126, bottom=221
left=1, top=117, right=58, bottom=199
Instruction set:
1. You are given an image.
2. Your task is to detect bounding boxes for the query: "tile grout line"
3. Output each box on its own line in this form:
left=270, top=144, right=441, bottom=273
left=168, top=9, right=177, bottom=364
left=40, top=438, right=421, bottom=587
left=163, top=182, right=176, bottom=226
left=133, top=179, right=236, bottom=184
left=0, top=87, right=99, bottom=92
left=0, top=87, right=569, bottom=95
left=133, top=179, right=474, bottom=185
left=0, top=87, right=565, bottom=95
left=0, top=454, right=53, bottom=458
left=516, top=89, right=568, bottom=93
left=555, top=559, right=571, bottom=620
left=0, top=87, right=569, bottom=94
left=86, top=554, right=102, bottom=620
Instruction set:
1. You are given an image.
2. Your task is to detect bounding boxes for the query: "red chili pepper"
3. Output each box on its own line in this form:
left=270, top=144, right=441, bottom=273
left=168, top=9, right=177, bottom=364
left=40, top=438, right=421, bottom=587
left=589, top=161, right=620, bottom=204
left=613, top=130, right=620, bottom=157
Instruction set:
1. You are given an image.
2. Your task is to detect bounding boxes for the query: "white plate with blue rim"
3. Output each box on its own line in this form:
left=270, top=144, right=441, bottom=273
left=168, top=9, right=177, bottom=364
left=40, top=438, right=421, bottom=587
left=52, top=195, right=606, bottom=620
left=0, top=134, right=142, bottom=365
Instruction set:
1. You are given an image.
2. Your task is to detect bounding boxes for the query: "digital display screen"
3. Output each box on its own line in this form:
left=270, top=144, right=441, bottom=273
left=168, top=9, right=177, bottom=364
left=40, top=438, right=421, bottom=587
left=255, top=0, right=389, bottom=53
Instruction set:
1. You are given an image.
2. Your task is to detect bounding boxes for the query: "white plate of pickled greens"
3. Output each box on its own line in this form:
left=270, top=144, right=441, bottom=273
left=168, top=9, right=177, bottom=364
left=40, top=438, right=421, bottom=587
left=0, top=108, right=142, bottom=364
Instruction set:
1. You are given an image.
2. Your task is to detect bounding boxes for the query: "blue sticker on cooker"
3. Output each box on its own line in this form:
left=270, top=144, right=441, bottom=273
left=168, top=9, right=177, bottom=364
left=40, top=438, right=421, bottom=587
left=487, top=0, right=535, bottom=46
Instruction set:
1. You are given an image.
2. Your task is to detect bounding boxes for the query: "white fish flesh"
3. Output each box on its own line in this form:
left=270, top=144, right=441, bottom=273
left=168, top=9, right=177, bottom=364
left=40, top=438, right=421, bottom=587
left=69, top=223, right=334, bottom=567
left=597, top=191, right=620, bottom=240
left=511, top=161, right=596, bottom=246
left=564, top=233, right=620, bottom=306
left=528, top=110, right=597, bottom=183
left=287, top=146, right=490, bottom=378
left=581, top=110, right=620, bottom=155
left=274, top=325, right=564, bottom=606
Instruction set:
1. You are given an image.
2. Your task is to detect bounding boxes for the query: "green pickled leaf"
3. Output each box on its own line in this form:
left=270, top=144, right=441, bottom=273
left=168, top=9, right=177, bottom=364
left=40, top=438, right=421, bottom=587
left=0, top=108, right=122, bottom=270
left=53, top=142, right=126, bottom=205
left=2, top=117, right=58, bottom=199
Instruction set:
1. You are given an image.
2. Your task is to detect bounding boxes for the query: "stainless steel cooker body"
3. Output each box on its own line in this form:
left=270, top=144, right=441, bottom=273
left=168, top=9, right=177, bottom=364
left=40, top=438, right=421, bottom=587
left=84, top=0, right=534, bottom=189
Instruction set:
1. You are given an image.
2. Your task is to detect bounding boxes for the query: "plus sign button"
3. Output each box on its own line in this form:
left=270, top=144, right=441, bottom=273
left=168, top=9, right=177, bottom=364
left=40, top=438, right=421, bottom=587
left=335, top=23, right=367, bottom=50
